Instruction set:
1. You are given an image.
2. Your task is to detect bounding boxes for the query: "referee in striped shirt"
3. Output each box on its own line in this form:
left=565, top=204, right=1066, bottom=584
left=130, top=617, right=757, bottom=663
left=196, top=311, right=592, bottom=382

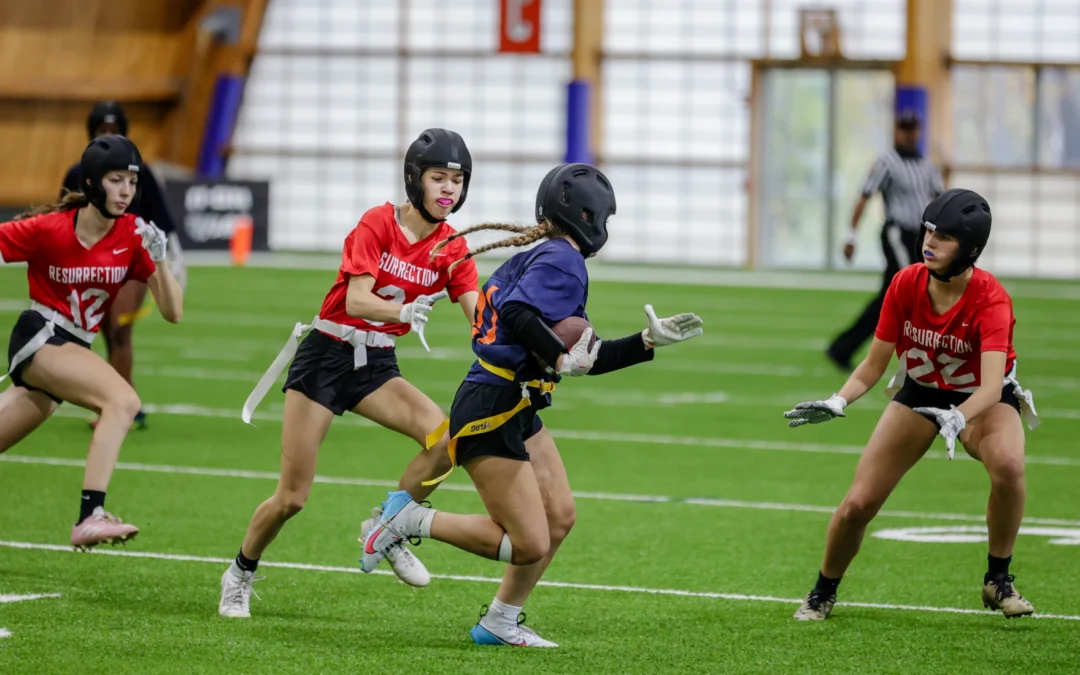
left=826, top=112, right=945, bottom=371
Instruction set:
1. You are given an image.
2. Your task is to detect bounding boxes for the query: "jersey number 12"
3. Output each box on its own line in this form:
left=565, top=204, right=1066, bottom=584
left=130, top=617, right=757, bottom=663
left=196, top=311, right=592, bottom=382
left=68, top=289, right=111, bottom=331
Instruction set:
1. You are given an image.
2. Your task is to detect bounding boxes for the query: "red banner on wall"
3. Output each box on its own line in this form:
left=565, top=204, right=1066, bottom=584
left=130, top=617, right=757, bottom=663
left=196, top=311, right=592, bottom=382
left=499, top=0, right=542, bottom=53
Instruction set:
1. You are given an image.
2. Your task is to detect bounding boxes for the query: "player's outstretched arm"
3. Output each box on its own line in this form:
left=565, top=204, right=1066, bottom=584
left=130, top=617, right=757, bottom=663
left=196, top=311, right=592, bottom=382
left=587, top=304, right=704, bottom=376
left=137, top=219, right=183, bottom=323
left=457, top=290, right=479, bottom=326
left=784, top=337, right=894, bottom=428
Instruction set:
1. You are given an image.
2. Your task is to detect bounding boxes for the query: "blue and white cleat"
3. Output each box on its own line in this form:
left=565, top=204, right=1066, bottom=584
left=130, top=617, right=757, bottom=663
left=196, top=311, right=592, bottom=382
left=469, top=607, right=559, bottom=648
left=359, top=490, right=418, bottom=573
left=359, top=512, right=430, bottom=587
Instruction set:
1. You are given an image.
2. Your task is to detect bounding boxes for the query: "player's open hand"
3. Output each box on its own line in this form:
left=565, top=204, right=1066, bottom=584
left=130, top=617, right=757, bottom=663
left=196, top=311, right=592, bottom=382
left=913, top=405, right=966, bottom=460
left=556, top=328, right=601, bottom=377
left=784, top=395, right=847, bottom=428
left=641, top=304, right=704, bottom=349
left=135, top=217, right=168, bottom=262
left=400, top=290, right=449, bottom=352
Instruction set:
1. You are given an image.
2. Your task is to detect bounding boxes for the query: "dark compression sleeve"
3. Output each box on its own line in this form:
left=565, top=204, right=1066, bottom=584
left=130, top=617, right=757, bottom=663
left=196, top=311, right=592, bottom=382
left=588, top=332, right=654, bottom=375
left=500, top=301, right=567, bottom=370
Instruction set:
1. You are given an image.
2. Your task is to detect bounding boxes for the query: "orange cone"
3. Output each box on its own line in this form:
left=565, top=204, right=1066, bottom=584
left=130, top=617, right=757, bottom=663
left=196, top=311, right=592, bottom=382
left=230, top=215, right=253, bottom=266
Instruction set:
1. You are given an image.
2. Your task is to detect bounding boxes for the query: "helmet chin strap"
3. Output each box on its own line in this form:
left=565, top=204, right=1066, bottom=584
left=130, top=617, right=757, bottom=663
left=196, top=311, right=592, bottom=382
left=928, top=259, right=974, bottom=283
left=416, top=202, right=442, bottom=224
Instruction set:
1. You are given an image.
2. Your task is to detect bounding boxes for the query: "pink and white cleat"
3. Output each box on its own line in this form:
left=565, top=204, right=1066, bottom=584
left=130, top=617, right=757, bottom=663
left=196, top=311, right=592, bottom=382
left=71, top=507, right=139, bottom=551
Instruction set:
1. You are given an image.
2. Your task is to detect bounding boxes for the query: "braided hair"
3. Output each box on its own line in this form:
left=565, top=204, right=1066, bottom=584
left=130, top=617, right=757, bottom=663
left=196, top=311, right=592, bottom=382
left=432, top=220, right=566, bottom=272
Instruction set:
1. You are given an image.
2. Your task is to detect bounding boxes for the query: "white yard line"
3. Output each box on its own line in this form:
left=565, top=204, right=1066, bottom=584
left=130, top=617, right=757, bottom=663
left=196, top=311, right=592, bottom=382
left=4, top=454, right=1080, bottom=527
left=35, top=401, right=1080, bottom=465
left=0, top=541, right=1075, bottom=621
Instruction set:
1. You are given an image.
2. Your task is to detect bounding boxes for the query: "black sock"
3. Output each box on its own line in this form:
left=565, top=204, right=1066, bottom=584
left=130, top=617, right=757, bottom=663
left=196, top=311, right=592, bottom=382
left=78, top=490, right=106, bottom=524
left=986, top=554, right=1012, bottom=583
left=235, top=549, right=260, bottom=573
left=814, top=571, right=842, bottom=596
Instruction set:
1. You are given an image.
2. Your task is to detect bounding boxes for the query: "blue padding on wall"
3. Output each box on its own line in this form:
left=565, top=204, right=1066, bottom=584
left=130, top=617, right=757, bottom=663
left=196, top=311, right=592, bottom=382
left=565, top=79, right=592, bottom=164
left=198, top=74, right=247, bottom=178
left=895, top=85, right=929, bottom=156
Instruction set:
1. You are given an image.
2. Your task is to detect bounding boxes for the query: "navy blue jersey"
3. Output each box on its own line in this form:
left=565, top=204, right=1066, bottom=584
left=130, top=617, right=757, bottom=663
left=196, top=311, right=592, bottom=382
left=466, top=238, right=588, bottom=386
left=62, top=162, right=176, bottom=234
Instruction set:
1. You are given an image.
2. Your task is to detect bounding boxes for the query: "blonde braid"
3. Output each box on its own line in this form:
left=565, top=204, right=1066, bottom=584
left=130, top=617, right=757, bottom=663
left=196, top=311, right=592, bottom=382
left=429, top=222, right=533, bottom=259
left=445, top=220, right=563, bottom=273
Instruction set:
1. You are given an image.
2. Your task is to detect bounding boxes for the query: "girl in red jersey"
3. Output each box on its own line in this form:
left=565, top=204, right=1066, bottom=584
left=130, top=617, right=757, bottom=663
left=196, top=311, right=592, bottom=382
left=218, top=129, right=482, bottom=618
left=0, top=135, right=184, bottom=549
left=784, top=189, right=1040, bottom=621
left=62, top=102, right=187, bottom=431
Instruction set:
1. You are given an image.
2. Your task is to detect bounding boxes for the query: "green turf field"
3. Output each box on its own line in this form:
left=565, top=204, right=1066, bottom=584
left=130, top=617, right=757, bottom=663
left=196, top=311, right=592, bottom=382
left=1, top=264, right=1078, bottom=674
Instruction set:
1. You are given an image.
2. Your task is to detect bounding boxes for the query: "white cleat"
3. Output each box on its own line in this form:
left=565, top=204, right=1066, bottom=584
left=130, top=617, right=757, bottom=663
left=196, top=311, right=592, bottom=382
left=470, top=609, right=559, bottom=647
left=218, top=565, right=262, bottom=618
left=360, top=516, right=431, bottom=588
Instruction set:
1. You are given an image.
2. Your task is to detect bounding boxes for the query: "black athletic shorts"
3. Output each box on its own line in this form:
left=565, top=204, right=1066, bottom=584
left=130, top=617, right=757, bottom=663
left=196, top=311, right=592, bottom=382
left=7, top=310, right=92, bottom=404
left=282, top=329, right=401, bottom=416
left=450, top=380, right=546, bottom=464
left=892, top=377, right=1021, bottom=414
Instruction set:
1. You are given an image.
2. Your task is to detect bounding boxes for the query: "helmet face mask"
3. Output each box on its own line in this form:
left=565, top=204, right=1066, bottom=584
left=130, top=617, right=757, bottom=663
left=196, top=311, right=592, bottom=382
left=535, top=163, right=617, bottom=257
left=404, top=129, right=472, bottom=224
left=918, top=189, right=991, bottom=281
left=79, top=135, right=143, bottom=219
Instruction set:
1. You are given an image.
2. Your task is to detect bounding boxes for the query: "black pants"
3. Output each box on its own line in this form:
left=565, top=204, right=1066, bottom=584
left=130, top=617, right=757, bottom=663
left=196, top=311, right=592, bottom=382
left=828, top=223, right=920, bottom=366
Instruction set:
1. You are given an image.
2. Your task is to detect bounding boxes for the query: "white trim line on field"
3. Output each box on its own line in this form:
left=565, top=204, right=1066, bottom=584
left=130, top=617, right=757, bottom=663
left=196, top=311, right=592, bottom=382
left=5, top=454, right=1080, bottom=527
left=0, top=541, right=1076, bottom=621
left=175, top=251, right=1080, bottom=300
left=0, top=593, right=61, bottom=603
left=42, top=401, right=1080, bottom=468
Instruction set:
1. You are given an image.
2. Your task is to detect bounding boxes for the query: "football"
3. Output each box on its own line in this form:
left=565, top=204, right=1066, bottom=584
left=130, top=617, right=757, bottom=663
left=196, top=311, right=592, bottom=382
left=551, top=316, right=596, bottom=351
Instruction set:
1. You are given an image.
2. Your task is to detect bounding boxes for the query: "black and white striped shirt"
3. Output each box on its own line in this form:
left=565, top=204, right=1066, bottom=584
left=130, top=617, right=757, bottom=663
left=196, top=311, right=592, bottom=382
left=861, top=149, right=944, bottom=231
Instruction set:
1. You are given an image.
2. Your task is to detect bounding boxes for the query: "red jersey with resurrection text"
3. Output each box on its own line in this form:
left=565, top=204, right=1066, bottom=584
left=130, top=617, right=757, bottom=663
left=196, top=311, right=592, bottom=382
left=0, top=210, right=156, bottom=332
left=318, top=203, right=479, bottom=335
left=876, top=264, right=1017, bottom=392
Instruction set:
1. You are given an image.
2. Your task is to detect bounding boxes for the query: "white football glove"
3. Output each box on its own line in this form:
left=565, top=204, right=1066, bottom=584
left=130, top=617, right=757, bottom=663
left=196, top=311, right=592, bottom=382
left=166, top=232, right=187, bottom=291
left=913, top=405, right=966, bottom=460
left=641, top=304, right=704, bottom=349
left=784, top=394, right=848, bottom=428
left=134, top=217, right=168, bottom=262
left=399, top=290, right=449, bottom=352
left=556, top=328, right=601, bottom=377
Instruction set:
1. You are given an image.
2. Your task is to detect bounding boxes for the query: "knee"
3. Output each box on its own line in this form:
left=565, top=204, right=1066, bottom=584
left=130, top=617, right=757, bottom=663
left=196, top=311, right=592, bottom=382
left=274, top=490, right=309, bottom=519
left=510, top=531, right=550, bottom=566
left=836, top=493, right=882, bottom=527
left=424, top=436, right=454, bottom=475
left=108, top=324, right=134, bottom=350
left=989, top=455, right=1025, bottom=488
left=546, top=500, right=577, bottom=546
left=106, top=389, right=142, bottom=421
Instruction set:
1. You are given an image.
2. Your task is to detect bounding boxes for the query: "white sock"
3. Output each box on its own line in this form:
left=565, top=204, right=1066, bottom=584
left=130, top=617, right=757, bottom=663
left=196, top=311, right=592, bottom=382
left=486, top=598, right=522, bottom=627
left=228, top=561, right=251, bottom=579
left=402, top=502, right=437, bottom=538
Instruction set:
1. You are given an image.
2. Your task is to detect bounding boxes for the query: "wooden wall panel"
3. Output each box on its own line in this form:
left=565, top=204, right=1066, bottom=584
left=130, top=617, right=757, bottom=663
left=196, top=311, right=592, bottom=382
left=0, top=100, right=168, bottom=207
left=0, top=1, right=204, bottom=32
left=0, top=0, right=228, bottom=208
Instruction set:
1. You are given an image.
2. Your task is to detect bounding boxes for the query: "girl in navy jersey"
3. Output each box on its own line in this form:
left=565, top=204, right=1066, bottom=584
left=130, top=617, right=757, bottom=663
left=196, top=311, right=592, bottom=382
left=218, top=129, right=481, bottom=618
left=359, top=164, right=704, bottom=647
left=0, top=135, right=184, bottom=550
left=784, top=189, right=1040, bottom=620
